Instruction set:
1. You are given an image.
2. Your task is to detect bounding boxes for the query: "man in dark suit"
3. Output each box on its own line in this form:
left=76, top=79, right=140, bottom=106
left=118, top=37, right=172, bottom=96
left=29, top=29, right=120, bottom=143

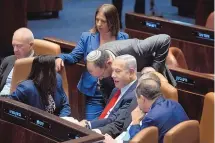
left=86, top=34, right=176, bottom=87
left=79, top=54, right=138, bottom=133
left=97, top=71, right=170, bottom=138
left=104, top=73, right=189, bottom=143
left=0, top=28, right=35, bottom=95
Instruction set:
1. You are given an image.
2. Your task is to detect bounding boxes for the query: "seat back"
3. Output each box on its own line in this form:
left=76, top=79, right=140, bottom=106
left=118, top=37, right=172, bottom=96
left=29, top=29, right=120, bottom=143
left=32, top=39, right=68, bottom=97
left=153, top=72, right=178, bottom=102
left=33, top=39, right=61, bottom=55
left=130, top=126, right=158, bottom=143
left=10, top=58, right=69, bottom=97
left=164, top=120, right=200, bottom=143
left=205, top=11, right=214, bottom=30
left=10, top=57, right=34, bottom=94
left=166, top=47, right=188, bottom=69
left=200, top=92, right=214, bottom=143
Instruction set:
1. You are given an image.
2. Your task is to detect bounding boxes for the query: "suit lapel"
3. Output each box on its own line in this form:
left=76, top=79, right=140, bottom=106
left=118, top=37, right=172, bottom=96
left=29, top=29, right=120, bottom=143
left=109, top=80, right=138, bottom=111
left=1, top=56, right=16, bottom=89
left=91, top=32, right=100, bottom=51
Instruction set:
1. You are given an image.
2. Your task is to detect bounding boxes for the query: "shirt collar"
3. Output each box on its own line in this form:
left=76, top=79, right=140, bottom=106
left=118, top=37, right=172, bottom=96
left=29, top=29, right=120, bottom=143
left=120, top=79, right=137, bottom=96
left=28, top=50, right=35, bottom=57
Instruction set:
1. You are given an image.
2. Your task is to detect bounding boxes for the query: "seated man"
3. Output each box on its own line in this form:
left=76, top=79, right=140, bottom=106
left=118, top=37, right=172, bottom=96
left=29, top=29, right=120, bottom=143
left=101, top=71, right=176, bottom=139
left=80, top=54, right=138, bottom=133
left=104, top=73, right=189, bottom=143
left=0, top=28, right=35, bottom=95
left=86, top=34, right=176, bottom=87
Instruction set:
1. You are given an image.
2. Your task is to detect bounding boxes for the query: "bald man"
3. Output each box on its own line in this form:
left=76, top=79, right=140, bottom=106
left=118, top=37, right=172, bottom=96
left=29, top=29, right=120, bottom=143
left=0, top=28, right=35, bottom=95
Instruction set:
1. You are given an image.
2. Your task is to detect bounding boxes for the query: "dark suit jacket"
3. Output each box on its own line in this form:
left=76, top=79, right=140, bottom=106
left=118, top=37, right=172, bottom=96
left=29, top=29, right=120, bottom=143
left=59, top=32, right=128, bottom=97
left=129, top=96, right=189, bottom=143
left=98, top=34, right=176, bottom=86
left=90, top=80, right=137, bottom=130
left=9, top=74, right=71, bottom=117
left=0, top=55, right=16, bottom=92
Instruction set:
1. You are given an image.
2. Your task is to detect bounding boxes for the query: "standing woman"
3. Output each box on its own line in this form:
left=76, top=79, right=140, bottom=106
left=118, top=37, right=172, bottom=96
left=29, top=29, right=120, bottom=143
left=10, top=56, right=71, bottom=117
left=55, top=4, right=129, bottom=120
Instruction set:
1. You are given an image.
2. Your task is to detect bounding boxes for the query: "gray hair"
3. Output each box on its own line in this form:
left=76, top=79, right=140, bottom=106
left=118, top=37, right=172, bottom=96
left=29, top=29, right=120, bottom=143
left=136, top=73, right=161, bottom=100
left=86, top=50, right=110, bottom=68
left=139, top=72, right=161, bottom=85
left=115, top=54, right=137, bottom=73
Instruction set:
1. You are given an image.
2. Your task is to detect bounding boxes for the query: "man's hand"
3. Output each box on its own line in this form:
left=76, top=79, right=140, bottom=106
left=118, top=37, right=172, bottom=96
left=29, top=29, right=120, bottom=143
left=131, top=106, right=145, bottom=125
left=103, top=134, right=117, bottom=143
left=79, top=119, right=87, bottom=127
left=55, top=58, right=64, bottom=72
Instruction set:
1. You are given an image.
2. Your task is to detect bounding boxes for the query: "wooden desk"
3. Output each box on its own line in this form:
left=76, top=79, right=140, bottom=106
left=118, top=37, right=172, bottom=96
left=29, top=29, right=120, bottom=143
left=0, top=97, right=104, bottom=143
left=169, top=66, right=214, bottom=121
left=125, top=12, right=214, bottom=73
left=125, top=12, right=214, bottom=46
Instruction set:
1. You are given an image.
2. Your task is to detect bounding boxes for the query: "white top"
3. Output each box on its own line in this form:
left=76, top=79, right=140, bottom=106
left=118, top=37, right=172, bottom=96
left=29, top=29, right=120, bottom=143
left=0, top=68, right=14, bottom=95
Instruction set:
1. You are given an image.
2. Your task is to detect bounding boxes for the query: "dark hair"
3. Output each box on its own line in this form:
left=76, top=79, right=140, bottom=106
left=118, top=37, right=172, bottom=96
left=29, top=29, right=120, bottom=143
left=93, top=50, right=110, bottom=68
left=28, top=55, right=56, bottom=105
left=136, top=77, right=161, bottom=100
left=90, top=4, right=120, bottom=36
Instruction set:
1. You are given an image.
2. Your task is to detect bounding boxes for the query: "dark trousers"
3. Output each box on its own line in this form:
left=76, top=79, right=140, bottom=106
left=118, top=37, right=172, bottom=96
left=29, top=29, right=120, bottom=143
left=112, top=0, right=145, bottom=28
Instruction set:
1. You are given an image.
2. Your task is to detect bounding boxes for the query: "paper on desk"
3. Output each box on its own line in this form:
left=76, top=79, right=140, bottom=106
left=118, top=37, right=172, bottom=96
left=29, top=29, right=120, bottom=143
left=61, top=117, right=80, bottom=124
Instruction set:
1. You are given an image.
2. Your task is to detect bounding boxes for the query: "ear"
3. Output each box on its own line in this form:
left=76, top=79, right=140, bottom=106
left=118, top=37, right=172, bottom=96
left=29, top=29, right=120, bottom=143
left=129, top=68, right=135, bottom=74
left=107, top=58, right=112, bottom=66
left=129, top=68, right=135, bottom=78
left=29, top=42, right=34, bottom=47
left=141, top=95, right=146, bottom=103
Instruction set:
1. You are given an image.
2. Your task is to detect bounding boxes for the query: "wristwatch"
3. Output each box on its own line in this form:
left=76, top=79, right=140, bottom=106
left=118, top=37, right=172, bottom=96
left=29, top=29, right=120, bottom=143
left=85, top=121, right=90, bottom=129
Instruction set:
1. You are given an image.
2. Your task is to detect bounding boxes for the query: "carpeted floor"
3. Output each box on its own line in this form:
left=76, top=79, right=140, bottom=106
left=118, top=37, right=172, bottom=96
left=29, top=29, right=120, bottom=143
left=27, top=0, right=195, bottom=43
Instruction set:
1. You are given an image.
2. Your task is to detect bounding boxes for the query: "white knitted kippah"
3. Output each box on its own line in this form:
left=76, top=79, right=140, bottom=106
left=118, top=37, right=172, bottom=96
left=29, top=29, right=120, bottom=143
left=86, top=50, right=102, bottom=62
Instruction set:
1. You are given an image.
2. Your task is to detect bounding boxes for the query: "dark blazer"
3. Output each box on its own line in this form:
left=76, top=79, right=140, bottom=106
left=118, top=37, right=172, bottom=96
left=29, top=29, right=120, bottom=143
left=9, top=74, right=71, bottom=117
left=97, top=74, right=142, bottom=137
left=129, top=96, right=189, bottom=143
left=0, top=55, right=16, bottom=92
left=59, top=32, right=129, bottom=97
left=98, top=34, right=176, bottom=86
left=90, top=80, right=137, bottom=130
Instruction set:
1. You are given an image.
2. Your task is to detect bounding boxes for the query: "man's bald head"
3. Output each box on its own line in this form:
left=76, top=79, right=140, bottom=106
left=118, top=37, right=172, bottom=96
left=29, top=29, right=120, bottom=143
left=12, top=28, right=34, bottom=59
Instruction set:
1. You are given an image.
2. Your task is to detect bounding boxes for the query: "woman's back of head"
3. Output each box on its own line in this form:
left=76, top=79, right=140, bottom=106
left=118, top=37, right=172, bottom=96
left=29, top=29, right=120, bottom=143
left=28, top=55, right=56, bottom=105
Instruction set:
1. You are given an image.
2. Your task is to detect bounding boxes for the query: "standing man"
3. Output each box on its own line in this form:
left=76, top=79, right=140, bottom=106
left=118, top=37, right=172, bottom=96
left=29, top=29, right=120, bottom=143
left=86, top=34, right=176, bottom=87
left=112, top=0, right=145, bottom=28
left=0, top=28, right=35, bottom=95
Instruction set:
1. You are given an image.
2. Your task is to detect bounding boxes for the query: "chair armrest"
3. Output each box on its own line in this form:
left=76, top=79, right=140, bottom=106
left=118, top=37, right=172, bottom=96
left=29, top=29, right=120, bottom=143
left=44, top=37, right=76, bottom=51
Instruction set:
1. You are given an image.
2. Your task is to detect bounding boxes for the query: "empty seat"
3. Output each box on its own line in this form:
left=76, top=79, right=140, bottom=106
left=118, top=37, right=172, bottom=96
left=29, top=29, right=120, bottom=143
left=130, top=126, right=158, bottom=143
left=200, top=92, right=214, bottom=143
left=164, top=120, right=200, bottom=143
left=166, top=47, right=188, bottom=70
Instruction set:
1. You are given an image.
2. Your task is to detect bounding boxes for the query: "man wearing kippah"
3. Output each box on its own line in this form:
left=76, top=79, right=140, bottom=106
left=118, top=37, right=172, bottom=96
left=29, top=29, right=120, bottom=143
left=86, top=34, right=176, bottom=87
left=80, top=55, right=138, bottom=135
